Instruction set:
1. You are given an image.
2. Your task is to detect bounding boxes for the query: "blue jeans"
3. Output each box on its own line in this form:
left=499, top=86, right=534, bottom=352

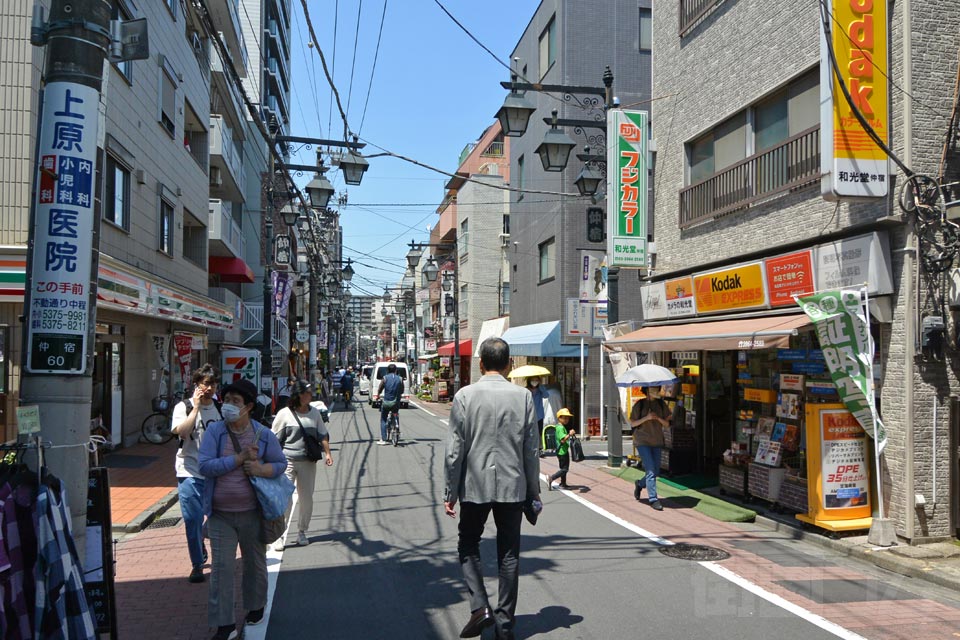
left=178, top=476, right=206, bottom=568
left=380, top=407, right=398, bottom=440
left=636, top=446, right=661, bottom=502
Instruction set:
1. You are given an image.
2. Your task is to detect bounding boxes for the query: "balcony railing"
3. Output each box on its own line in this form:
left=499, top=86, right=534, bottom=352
left=240, top=303, right=289, bottom=353
left=208, top=199, right=246, bottom=258
left=679, top=0, right=726, bottom=36
left=481, top=141, right=505, bottom=157
left=679, top=126, right=820, bottom=229
left=209, top=115, right=243, bottom=189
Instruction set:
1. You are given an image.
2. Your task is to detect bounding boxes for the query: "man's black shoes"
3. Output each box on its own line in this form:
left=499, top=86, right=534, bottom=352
left=650, top=500, right=664, bottom=511
left=459, top=607, right=495, bottom=638
left=634, top=480, right=643, bottom=501
left=188, top=567, right=205, bottom=583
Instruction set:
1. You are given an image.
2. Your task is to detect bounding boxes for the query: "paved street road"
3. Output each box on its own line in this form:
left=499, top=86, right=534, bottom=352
left=250, top=401, right=960, bottom=640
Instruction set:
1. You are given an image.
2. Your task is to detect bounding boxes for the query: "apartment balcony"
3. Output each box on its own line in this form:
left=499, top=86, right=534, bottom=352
left=208, top=199, right=246, bottom=258
left=205, top=0, right=248, bottom=78
left=209, top=115, right=244, bottom=202
left=679, top=126, right=820, bottom=229
left=432, top=199, right=457, bottom=246
left=265, top=19, right=289, bottom=62
left=265, top=54, right=289, bottom=91
left=211, top=58, right=247, bottom=128
left=240, top=303, right=290, bottom=359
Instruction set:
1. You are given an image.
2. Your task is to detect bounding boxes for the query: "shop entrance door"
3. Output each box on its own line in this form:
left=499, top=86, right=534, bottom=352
left=555, top=362, right=581, bottom=423
left=93, top=334, right=124, bottom=446
left=703, top=352, right=735, bottom=469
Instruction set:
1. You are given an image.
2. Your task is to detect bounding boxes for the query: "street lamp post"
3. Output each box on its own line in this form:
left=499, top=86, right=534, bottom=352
left=496, top=67, right=624, bottom=467
left=416, top=240, right=460, bottom=394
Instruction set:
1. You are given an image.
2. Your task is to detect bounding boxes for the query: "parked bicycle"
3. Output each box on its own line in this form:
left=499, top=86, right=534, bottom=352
left=141, top=391, right=183, bottom=444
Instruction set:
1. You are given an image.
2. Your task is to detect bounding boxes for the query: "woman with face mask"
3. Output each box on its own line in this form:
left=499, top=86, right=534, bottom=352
left=198, top=380, right=287, bottom=640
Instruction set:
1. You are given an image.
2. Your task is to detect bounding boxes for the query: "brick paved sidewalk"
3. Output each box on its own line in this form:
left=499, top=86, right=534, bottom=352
left=103, top=440, right=179, bottom=530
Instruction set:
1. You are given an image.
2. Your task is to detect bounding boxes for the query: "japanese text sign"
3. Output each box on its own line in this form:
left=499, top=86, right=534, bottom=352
left=820, top=0, right=889, bottom=199
left=27, top=83, right=100, bottom=374
left=606, top=110, right=648, bottom=268
left=765, top=250, right=814, bottom=307
left=665, top=276, right=696, bottom=317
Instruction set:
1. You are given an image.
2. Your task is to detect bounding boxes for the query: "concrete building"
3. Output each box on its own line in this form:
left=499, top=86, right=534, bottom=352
left=643, top=1, right=960, bottom=541
left=0, top=1, right=242, bottom=445
left=503, top=0, right=652, bottom=424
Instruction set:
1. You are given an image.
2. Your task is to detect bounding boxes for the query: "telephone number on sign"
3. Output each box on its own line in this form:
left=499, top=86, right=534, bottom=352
left=35, top=309, right=85, bottom=331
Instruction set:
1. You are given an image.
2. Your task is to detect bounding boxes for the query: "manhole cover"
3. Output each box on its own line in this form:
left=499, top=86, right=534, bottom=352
left=658, top=543, right=730, bottom=561
left=146, top=517, right=181, bottom=529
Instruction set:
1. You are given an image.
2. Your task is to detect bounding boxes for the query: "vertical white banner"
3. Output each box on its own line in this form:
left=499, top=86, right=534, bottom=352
left=26, top=83, right=100, bottom=374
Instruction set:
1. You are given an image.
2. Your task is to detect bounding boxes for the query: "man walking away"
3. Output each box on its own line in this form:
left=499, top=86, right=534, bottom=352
left=377, top=364, right=404, bottom=445
left=171, top=364, right=223, bottom=583
left=444, top=338, right=540, bottom=640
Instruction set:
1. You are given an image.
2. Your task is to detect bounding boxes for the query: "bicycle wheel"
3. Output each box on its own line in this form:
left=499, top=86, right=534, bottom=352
left=142, top=412, right=174, bottom=444
left=391, top=416, right=400, bottom=446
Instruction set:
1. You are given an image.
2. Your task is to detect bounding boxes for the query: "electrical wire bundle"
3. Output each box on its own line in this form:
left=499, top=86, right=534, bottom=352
left=898, top=174, right=960, bottom=275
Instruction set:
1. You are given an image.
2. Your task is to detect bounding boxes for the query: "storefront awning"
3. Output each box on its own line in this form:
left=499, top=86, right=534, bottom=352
left=501, top=320, right=587, bottom=358
left=605, top=314, right=812, bottom=352
left=209, top=256, right=255, bottom=283
left=474, top=317, right=509, bottom=357
left=438, top=339, right=472, bottom=357
left=418, top=352, right=438, bottom=360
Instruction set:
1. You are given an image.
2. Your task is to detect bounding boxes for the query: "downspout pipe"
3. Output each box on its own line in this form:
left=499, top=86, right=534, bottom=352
left=902, top=0, right=916, bottom=542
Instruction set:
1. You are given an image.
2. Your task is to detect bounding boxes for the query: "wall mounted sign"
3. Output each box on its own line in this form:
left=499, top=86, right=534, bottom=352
left=693, top=262, right=768, bottom=314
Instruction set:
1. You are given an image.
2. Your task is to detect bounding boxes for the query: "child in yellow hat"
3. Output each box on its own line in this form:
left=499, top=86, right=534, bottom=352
left=547, top=408, right=576, bottom=490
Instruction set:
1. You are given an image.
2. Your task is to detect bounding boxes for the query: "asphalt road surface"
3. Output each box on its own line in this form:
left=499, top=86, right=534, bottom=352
left=251, top=400, right=957, bottom=640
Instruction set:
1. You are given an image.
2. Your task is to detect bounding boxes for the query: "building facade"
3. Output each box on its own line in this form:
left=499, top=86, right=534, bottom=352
left=504, top=0, right=652, bottom=424
left=646, top=0, right=960, bottom=541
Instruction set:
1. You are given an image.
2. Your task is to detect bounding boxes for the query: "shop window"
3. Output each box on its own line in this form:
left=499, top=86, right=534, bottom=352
left=159, top=196, right=174, bottom=256
left=639, top=8, right=652, bottom=51
left=538, top=237, right=556, bottom=283
left=539, top=16, right=556, bottom=79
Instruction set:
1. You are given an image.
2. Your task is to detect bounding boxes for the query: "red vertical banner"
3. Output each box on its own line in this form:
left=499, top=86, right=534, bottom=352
left=174, top=334, right=193, bottom=388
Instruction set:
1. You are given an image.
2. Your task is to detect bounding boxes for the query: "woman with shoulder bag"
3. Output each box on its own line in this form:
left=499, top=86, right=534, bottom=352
left=271, top=380, right=333, bottom=550
left=198, top=380, right=287, bottom=640
left=629, top=386, right=671, bottom=512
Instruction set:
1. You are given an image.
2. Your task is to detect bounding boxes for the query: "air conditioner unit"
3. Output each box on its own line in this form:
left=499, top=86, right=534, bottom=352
left=499, top=233, right=510, bottom=248
left=209, top=166, right=222, bottom=187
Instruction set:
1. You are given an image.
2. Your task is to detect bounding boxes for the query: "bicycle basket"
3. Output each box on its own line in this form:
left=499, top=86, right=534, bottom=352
left=152, top=397, right=170, bottom=413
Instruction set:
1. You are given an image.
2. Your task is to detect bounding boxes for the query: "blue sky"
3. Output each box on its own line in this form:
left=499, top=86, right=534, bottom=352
left=286, top=0, right=541, bottom=298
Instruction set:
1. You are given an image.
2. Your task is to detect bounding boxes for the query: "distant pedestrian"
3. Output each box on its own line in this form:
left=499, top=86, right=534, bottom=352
left=444, top=338, right=540, bottom=640
left=629, top=386, right=671, bottom=511
left=271, top=380, right=333, bottom=550
left=525, top=376, right=547, bottom=455
left=170, top=364, right=222, bottom=583
left=547, top=408, right=576, bottom=491
left=198, top=380, right=287, bottom=640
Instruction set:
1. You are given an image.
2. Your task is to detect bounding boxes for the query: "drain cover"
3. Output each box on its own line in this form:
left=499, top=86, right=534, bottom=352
left=658, top=543, right=730, bottom=561
left=146, top=517, right=182, bottom=529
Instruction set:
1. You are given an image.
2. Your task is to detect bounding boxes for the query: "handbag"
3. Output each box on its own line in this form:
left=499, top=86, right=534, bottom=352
left=226, top=427, right=295, bottom=543
left=291, top=410, right=324, bottom=462
left=570, top=434, right=585, bottom=463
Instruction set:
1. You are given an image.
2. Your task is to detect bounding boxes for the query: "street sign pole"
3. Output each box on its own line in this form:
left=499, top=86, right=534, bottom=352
left=21, top=0, right=113, bottom=552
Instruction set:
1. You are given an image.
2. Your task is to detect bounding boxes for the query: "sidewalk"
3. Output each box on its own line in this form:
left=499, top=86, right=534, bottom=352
left=102, top=439, right=179, bottom=531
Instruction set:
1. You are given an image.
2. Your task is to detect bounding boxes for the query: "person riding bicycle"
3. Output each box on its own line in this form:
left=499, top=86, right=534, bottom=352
left=340, top=367, right=355, bottom=405
left=377, top=364, right=404, bottom=445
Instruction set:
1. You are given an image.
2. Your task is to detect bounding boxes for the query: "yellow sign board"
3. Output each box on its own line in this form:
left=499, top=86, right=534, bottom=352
left=820, top=0, right=889, bottom=199
left=693, top=262, right=767, bottom=314
left=743, top=388, right=776, bottom=404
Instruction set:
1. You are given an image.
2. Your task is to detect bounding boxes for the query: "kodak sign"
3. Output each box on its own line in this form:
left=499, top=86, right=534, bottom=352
left=820, top=0, right=889, bottom=199
left=693, top=262, right=768, bottom=314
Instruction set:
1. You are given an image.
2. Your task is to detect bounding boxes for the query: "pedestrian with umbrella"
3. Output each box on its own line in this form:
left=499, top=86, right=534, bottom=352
left=617, top=365, right=678, bottom=512
left=508, top=365, right=552, bottom=456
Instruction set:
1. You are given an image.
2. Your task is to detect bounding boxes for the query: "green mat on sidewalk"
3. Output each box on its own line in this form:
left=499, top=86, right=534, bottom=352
left=602, top=467, right=756, bottom=523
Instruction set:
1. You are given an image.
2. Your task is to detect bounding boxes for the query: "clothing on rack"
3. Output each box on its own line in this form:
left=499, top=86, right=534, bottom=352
left=0, top=444, right=96, bottom=639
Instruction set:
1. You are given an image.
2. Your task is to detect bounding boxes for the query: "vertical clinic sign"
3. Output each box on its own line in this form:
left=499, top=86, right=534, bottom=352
left=607, top=110, right=648, bottom=268
left=27, top=83, right=100, bottom=374
left=820, top=0, right=889, bottom=199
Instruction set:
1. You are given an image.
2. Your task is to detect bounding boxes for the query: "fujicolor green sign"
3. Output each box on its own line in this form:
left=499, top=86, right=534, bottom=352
left=606, top=110, right=648, bottom=268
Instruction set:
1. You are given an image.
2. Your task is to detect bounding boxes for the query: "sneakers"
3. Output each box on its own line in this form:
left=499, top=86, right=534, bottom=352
left=297, top=531, right=308, bottom=546
left=245, top=608, right=265, bottom=626
left=634, top=480, right=643, bottom=501
left=210, top=625, right=238, bottom=640
left=271, top=538, right=285, bottom=552
left=650, top=499, right=663, bottom=511
left=375, top=439, right=388, bottom=445
left=188, top=566, right=205, bottom=583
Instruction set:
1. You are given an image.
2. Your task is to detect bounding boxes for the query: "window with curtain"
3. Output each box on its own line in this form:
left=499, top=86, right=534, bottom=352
left=104, top=155, right=130, bottom=230
left=159, top=197, right=174, bottom=255
left=639, top=8, right=652, bottom=50
left=160, top=67, right=176, bottom=137
left=539, top=238, right=556, bottom=282
left=539, top=16, right=556, bottom=78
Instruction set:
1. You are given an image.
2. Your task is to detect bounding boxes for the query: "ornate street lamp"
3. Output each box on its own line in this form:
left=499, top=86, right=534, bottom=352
left=305, top=165, right=335, bottom=209
left=536, top=110, right=577, bottom=172
left=495, top=76, right=537, bottom=137
left=340, top=259, right=354, bottom=282
left=406, top=244, right=423, bottom=271
left=339, top=137, right=369, bottom=185
left=422, top=257, right=439, bottom=282
left=280, top=202, right=300, bottom=227
left=574, top=163, right=604, bottom=196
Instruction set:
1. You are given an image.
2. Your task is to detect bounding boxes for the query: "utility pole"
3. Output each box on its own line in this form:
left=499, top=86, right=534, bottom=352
left=451, top=244, right=461, bottom=395
left=605, top=269, right=621, bottom=467
left=308, top=263, right=319, bottom=387
left=261, top=121, right=277, bottom=408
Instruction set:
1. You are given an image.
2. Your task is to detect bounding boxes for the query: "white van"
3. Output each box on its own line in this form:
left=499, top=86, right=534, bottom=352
left=358, top=365, right=374, bottom=396
left=370, top=362, right=411, bottom=408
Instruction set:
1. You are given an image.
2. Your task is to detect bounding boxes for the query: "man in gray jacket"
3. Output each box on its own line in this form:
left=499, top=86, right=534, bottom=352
left=444, top=338, right=540, bottom=640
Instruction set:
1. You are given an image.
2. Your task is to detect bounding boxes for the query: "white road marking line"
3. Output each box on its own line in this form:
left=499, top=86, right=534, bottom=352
left=246, top=492, right=298, bottom=640
left=410, top=401, right=436, bottom=417
left=556, top=479, right=869, bottom=640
